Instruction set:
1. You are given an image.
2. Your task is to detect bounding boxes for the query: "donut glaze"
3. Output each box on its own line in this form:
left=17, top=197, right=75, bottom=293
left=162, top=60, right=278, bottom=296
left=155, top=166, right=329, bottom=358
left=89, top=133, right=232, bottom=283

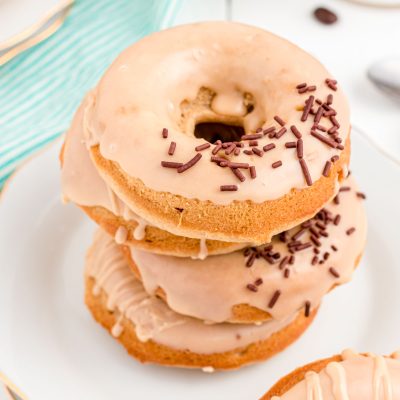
left=64, top=22, right=351, bottom=243
left=61, top=98, right=245, bottom=256
left=122, top=175, right=366, bottom=323
left=263, top=350, right=400, bottom=399
left=84, top=229, right=314, bottom=356
left=85, top=21, right=349, bottom=203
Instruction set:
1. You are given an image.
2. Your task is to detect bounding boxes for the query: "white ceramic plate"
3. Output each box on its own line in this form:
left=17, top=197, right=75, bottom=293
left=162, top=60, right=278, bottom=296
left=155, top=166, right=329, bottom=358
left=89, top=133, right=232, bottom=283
left=0, top=0, right=66, bottom=44
left=0, top=130, right=399, bottom=400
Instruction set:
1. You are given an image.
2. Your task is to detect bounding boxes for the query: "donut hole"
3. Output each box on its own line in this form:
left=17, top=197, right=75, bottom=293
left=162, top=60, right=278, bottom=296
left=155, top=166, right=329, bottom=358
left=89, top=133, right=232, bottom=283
left=194, top=122, right=245, bottom=143
left=180, top=87, right=254, bottom=143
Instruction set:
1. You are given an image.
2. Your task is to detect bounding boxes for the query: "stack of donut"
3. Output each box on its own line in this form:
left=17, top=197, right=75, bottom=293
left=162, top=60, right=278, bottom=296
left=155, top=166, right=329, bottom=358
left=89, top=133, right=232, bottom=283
left=61, top=22, right=367, bottom=370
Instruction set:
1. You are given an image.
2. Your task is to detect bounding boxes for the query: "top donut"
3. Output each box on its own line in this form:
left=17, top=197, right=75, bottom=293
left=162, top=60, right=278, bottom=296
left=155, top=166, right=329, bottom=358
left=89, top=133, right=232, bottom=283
left=80, top=22, right=350, bottom=244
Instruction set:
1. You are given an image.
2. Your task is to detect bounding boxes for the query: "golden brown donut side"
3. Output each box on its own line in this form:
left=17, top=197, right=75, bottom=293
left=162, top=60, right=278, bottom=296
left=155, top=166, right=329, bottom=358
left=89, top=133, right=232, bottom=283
left=260, top=355, right=343, bottom=399
left=85, top=277, right=317, bottom=370
left=90, top=136, right=350, bottom=244
left=60, top=139, right=246, bottom=257
left=81, top=205, right=246, bottom=257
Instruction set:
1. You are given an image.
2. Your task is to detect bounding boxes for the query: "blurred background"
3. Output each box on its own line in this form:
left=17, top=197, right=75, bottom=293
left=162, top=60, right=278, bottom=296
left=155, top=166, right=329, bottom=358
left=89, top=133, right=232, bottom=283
left=1, top=0, right=400, bottom=191
left=0, top=0, right=400, bottom=397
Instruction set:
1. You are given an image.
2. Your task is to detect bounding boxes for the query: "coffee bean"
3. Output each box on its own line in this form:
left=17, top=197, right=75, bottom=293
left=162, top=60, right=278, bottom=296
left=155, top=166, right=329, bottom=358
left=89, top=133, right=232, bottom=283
left=314, top=7, right=338, bottom=25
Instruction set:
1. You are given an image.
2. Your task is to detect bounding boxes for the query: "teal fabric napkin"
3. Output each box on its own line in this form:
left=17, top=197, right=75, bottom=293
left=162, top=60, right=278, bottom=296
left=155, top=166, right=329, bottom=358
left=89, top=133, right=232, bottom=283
left=0, top=0, right=181, bottom=188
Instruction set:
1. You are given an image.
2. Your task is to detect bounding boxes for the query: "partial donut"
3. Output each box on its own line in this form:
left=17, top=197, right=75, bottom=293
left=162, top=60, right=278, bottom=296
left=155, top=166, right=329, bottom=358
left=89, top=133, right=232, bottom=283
left=70, top=21, right=350, bottom=244
left=262, top=349, right=400, bottom=399
left=120, top=175, right=366, bottom=324
left=61, top=99, right=246, bottom=258
left=84, top=231, right=317, bottom=370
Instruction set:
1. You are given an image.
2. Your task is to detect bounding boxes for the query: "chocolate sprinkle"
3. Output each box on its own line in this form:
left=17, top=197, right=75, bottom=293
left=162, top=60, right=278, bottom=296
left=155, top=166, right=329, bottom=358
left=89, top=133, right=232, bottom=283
left=295, top=242, right=312, bottom=252
left=346, top=227, right=356, bottom=235
left=212, top=143, right=222, bottom=155
left=229, top=162, right=250, bottom=169
left=322, top=161, right=332, bottom=177
left=225, top=143, right=236, bottom=155
left=301, top=96, right=314, bottom=121
left=356, top=192, right=367, bottom=199
left=279, top=256, right=290, bottom=270
left=246, top=252, right=256, bottom=267
left=333, top=195, right=340, bottom=205
left=177, top=153, right=202, bottom=173
left=304, top=301, right=311, bottom=317
left=162, top=128, right=168, bottom=138
left=247, top=283, right=258, bottom=292
left=220, top=185, right=238, bottom=192
left=284, top=268, right=290, bottom=278
left=311, top=131, right=337, bottom=148
left=242, top=134, right=263, bottom=140
left=329, top=267, right=340, bottom=278
left=268, top=290, right=281, bottom=308
left=285, top=142, right=297, bottom=148
left=168, top=141, right=176, bottom=156
left=290, top=125, right=302, bottom=139
left=331, top=155, right=339, bottom=162
left=274, top=115, right=286, bottom=126
left=263, top=143, right=276, bottom=152
left=328, top=126, right=338, bottom=134
left=311, top=236, right=321, bottom=247
left=314, top=124, right=327, bottom=132
left=314, top=107, right=324, bottom=124
left=275, top=127, right=287, bottom=139
left=195, top=143, right=211, bottom=152
left=263, top=127, right=275, bottom=135
left=297, top=139, right=303, bottom=159
left=231, top=167, right=246, bottom=182
left=161, top=161, right=183, bottom=168
left=272, top=161, right=283, bottom=169
left=299, top=159, right=313, bottom=186
left=326, top=78, right=338, bottom=91
left=252, top=147, right=263, bottom=157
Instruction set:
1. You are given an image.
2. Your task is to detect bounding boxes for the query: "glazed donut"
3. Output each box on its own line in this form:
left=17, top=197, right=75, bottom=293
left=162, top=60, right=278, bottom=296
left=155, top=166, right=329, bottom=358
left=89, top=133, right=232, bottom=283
left=262, top=349, right=400, bottom=399
left=84, top=230, right=317, bottom=370
left=120, top=175, right=366, bottom=324
left=61, top=98, right=246, bottom=258
left=74, top=21, right=350, bottom=244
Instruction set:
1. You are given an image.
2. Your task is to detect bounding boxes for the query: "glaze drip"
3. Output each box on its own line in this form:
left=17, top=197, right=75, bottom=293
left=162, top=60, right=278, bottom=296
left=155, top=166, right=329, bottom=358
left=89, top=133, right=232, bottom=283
left=85, top=230, right=300, bottom=354
left=128, top=176, right=366, bottom=323
left=278, top=351, right=400, bottom=399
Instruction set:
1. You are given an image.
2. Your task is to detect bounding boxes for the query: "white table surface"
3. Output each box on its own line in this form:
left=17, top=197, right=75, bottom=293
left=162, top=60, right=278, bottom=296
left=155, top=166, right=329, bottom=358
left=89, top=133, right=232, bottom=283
left=174, top=0, right=400, bottom=161
left=1, top=0, right=400, bottom=398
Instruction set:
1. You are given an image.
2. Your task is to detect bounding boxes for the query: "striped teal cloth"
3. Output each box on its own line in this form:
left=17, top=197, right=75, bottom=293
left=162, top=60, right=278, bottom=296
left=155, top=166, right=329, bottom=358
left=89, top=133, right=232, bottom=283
left=0, top=0, right=181, bottom=188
